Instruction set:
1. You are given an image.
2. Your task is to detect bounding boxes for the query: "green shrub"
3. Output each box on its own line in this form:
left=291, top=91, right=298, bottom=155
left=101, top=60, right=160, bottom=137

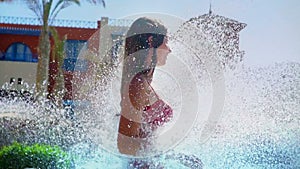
left=0, top=142, right=71, bottom=169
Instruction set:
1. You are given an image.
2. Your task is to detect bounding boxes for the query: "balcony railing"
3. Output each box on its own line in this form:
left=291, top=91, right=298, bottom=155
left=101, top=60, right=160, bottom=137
left=108, top=18, right=133, bottom=27
left=0, top=16, right=133, bottom=28
left=0, top=16, right=97, bottom=29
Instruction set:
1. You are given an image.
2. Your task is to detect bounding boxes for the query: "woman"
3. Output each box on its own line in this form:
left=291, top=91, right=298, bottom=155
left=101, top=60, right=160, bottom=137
left=117, top=17, right=173, bottom=159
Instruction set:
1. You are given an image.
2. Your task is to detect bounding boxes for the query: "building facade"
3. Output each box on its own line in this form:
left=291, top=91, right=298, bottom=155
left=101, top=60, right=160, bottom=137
left=0, top=16, right=132, bottom=101
left=0, top=16, right=100, bottom=100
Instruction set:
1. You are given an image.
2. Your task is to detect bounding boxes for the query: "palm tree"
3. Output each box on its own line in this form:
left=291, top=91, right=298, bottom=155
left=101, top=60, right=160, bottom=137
left=49, top=27, right=66, bottom=108
left=23, top=0, right=105, bottom=101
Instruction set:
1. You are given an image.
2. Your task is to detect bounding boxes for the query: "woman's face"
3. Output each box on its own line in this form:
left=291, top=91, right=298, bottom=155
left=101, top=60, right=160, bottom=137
left=156, top=37, right=171, bottom=66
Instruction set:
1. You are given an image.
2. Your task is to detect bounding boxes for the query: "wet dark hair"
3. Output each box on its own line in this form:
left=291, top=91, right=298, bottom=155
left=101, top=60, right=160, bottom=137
left=125, top=33, right=166, bottom=55
left=122, top=17, right=167, bottom=81
left=125, top=33, right=165, bottom=74
left=125, top=17, right=167, bottom=53
left=121, top=17, right=167, bottom=99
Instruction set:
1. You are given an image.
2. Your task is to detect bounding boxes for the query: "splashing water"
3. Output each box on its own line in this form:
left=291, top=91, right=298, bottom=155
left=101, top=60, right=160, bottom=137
left=1, top=13, right=299, bottom=169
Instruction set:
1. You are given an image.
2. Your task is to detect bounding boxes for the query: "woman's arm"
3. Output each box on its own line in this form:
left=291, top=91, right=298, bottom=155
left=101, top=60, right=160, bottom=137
left=117, top=75, right=150, bottom=155
left=129, top=75, right=151, bottom=111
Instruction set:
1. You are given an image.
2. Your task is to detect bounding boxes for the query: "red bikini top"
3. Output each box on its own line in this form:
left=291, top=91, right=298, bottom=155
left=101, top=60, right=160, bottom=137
left=142, top=82, right=173, bottom=128
left=143, top=98, right=173, bottom=127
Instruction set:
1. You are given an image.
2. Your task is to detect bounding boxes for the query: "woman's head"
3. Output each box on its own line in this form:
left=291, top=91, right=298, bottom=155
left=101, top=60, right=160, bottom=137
left=123, top=17, right=170, bottom=76
left=125, top=17, right=167, bottom=50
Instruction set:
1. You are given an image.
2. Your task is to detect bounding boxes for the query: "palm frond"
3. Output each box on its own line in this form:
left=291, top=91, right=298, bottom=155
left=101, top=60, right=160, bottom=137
left=50, top=0, right=66, bottom=21
left=50, top=0, right=80, bottom=22
left=25, top=0, right=43, bottom=22
left=85, top=0, right=105, bottom=7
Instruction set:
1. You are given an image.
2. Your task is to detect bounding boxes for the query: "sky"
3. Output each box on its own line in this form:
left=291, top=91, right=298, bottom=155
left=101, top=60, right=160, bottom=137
left=0, top=0, right=299, bottom=66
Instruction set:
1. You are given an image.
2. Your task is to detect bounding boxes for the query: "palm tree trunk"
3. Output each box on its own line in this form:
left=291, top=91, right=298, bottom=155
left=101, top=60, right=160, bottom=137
left=50, top=27, right=66, bottom=108
left=53, top=58, right=65, bottom=108
left=35, top=2, right=50, bottom=100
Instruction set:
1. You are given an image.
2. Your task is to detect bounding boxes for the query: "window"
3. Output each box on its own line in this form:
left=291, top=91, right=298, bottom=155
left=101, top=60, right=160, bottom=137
left=65, top=40, right=87, bottom=59
left=63, top=40, right=87, bottom=71
left=3, top=42, right=33, bottom=62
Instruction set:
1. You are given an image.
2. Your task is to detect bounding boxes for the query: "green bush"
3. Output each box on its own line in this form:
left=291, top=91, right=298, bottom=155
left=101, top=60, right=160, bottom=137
left=0, top=142, right=71, bottom=169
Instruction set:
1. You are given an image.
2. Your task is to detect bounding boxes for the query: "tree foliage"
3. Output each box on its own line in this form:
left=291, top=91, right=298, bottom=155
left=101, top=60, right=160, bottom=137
left=0, top=142, right=71, bottom=169
left=23, top=0, right=105, bottom=101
